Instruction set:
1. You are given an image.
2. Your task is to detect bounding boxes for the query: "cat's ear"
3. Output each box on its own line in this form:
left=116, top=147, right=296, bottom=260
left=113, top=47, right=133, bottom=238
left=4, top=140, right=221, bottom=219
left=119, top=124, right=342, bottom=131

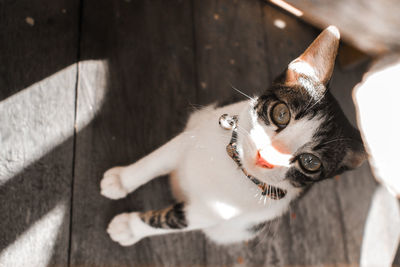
left=342, top=140, right=367, bottom=169
left=285, top=26, right=340, bottom=86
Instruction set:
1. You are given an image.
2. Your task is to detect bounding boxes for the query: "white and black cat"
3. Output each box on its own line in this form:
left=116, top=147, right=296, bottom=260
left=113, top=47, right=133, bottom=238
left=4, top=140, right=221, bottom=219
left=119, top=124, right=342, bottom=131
left=100, top=26, right=365, bottom=246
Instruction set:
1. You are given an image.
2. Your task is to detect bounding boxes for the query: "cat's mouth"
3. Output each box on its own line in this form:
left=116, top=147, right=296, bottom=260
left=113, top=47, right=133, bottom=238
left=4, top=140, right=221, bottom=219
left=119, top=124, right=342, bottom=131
left=254, top=147, right=292, bottom=169
left=221, top=114, right=287, bottom=199
left=256, top=151, right=274, bottom=169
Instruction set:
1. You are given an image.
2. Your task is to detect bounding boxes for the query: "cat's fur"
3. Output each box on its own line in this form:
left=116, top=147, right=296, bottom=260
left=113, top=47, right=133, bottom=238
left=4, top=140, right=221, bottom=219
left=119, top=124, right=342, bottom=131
left=100, top=26, right=365, bottom=246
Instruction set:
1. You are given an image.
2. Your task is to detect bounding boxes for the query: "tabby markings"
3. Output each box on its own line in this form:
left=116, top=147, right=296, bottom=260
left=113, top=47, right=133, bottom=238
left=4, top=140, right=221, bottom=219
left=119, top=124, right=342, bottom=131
left=139, top=202, right=187, bottom=229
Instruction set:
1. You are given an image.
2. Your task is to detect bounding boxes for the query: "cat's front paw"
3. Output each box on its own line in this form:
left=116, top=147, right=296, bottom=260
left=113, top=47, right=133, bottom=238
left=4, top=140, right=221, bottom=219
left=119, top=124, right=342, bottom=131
left=100, top=167, right=128, bottom=199
left=107, top=213, right=140, bottom=246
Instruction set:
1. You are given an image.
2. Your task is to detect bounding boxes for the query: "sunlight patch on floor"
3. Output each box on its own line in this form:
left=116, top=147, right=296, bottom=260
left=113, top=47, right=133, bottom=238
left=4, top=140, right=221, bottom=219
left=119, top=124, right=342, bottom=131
left=0, top=60, right=108, bottom=186
left=0, top=202, right=67, bottom=266
left=76, top=60, right=109, bottom=130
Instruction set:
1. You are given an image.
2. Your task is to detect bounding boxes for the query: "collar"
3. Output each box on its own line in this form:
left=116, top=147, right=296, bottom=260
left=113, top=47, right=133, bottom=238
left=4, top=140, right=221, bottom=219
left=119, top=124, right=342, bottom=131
left=219, top=114, right=287, bottom=200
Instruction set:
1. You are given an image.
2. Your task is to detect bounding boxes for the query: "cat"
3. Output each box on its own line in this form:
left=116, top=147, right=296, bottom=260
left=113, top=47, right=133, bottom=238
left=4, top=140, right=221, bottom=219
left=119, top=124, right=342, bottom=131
left=100, top=26, right=365, bottom=246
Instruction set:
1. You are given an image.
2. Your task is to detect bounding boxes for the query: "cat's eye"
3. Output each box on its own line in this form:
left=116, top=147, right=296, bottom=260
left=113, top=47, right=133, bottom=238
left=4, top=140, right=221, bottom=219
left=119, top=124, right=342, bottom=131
left=270, top=103, right=290, bottom=127
left=299, top=153, right=322, bottom=172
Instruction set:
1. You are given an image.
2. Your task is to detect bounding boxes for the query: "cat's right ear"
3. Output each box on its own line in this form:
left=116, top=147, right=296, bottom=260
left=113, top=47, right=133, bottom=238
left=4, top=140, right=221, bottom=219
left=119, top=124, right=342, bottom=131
left=285, top=26, right=340, bottom=87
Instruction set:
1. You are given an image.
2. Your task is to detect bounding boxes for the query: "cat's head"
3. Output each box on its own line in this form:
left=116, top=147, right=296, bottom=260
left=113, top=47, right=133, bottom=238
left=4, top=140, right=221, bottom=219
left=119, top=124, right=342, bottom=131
left=238, top=26, right=366, bottom=190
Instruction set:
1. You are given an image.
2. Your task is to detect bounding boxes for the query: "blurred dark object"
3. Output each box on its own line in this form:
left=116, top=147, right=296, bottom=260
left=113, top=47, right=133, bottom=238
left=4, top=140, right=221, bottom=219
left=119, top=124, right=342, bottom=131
left=268, top=0, right=400, bottom=56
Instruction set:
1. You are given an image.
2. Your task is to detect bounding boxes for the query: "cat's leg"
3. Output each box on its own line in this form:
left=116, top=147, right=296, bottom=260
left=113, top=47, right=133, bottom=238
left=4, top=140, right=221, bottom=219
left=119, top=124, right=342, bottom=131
left=101, top=134, right=189, bottom=199
left=107, top=202, right=213, bottom=246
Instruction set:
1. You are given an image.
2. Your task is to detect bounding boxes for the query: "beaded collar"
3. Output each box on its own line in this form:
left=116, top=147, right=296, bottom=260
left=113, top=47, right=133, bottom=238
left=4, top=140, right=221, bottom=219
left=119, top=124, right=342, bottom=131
left=219, top=114, right=286, bottom=200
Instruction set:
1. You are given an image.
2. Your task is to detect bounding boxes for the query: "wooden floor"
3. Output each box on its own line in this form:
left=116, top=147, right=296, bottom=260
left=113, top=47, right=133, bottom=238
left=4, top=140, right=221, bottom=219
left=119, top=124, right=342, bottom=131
left=1, top=0, right=398, bottom=266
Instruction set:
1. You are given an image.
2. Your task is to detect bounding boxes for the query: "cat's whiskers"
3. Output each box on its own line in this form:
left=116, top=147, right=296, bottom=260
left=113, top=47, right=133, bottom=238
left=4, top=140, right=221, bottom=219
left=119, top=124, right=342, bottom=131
left=229, top=83, right=256, bottom=102
left=253, top=189, right=260, bottom=200
left=238, top=131, right=255, bottom=151
left=231, top=126, right=256, bottom=153
left=232, top=128, right=283, bottom=203
left=271, top=217, right=281, bottom=242
left=187, top=102, right=207, bottom=112
left=302, top=95, right=315, bottom=116
left=264, top=221, right=273, bottom=245
left=258, top=195, right=264, bottom=204
left=235, top=126, right=258, bottom=152
left=302, top=88, right=329, bottom=115
left=252, top=217, right=279, bottom=249
left=236, top=124, right=251, bottom=136
left=319, top=137, right=353, bottom=146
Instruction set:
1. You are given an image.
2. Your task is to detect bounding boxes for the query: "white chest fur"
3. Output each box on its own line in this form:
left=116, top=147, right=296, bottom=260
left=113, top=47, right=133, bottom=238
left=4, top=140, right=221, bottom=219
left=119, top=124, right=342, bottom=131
left=100, top=100, right=301, bottom=245
left=170, top=101, right=299, bottom=243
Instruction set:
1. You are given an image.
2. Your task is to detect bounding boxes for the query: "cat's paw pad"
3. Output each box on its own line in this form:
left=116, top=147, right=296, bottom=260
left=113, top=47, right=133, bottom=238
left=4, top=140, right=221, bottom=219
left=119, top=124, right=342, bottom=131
left=107, top=213, right=139, bottom=246
left=100, top=167, right=128, bottom=199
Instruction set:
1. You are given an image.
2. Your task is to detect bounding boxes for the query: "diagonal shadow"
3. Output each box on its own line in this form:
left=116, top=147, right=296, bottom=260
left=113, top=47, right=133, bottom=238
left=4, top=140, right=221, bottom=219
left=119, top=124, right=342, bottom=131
left=1, top=0, right=91, bottom=265
left=1, top=0, right=198, bottom=265
left=0, top=0, right=81, bottom=102
left=0, top=0, right=387, bottom=266
left=0, top=137, right=74, bottom=264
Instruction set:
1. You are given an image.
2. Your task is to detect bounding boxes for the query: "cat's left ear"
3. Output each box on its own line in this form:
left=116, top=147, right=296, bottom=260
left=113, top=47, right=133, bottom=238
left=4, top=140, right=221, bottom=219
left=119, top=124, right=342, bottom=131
left=285, top=26, right=340, bottom=86
left=342, top=140, right=367, bottom=169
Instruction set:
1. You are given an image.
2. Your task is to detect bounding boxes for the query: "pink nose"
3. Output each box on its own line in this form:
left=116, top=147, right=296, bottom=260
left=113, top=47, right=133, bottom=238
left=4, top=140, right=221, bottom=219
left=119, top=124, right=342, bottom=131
left=256, top=151, right=274, bottom=169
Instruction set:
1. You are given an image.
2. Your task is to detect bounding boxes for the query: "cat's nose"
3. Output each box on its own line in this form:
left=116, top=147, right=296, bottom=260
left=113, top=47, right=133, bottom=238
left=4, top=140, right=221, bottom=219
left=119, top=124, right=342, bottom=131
left=257, top=146, right=291, bottom=168
left=256, top=151, right=274, bottom=169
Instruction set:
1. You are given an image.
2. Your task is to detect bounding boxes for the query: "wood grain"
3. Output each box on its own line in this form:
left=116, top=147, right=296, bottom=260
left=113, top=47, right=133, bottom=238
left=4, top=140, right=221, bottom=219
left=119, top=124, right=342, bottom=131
left=0, top=0, right=79, bottom=266
left=69, top=0, right=199, bottom=265
left=0, top=0, right=80, bottom=100
left=70, top=0, right=378, bottom=266
left=193, top=0, right=271, bottom=105
left=0, top=0, right=388, bottom=266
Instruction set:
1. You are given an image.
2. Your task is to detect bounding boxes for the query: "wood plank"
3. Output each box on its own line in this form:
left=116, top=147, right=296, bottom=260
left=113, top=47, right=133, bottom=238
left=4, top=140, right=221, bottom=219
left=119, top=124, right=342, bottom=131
left=268, top=0, right=400, bottom=55
left=193, top=0, right=271, bottom=105
left=70, top=0, right=199, bottom=265
left=70, top=0, right=379, bottom=266
left=0, top=0, right=79, bottom=265
left=0, top=0, right=80, bottom=100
